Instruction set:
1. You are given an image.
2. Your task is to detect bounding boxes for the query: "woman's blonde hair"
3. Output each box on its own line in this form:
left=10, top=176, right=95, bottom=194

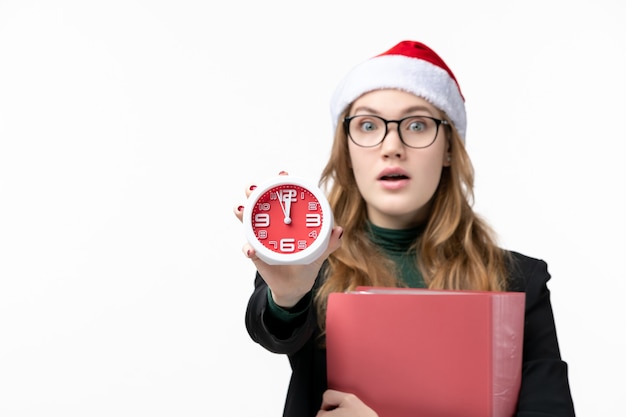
left=314, top=106, right=508, bottom=335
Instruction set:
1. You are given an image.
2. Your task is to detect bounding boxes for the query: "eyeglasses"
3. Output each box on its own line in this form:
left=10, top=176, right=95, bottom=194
left=343, top=114, right=449, bottom=149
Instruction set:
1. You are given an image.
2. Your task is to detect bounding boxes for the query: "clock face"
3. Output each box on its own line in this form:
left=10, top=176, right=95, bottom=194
left=243, top=177, right=333, bottom=265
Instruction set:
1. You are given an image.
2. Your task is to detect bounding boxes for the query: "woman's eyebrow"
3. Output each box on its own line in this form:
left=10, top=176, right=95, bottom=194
left=351, top=105, right=379, bottom=115
left=404, top=105, right=437, bottom=115
left=351, top=105, right=437, bottom=116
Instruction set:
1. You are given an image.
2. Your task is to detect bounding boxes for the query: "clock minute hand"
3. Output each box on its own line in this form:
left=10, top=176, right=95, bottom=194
left=276, top=190, right=292, bottom=224
left=276, top=190, right=287, bottom=217
left=283, top=192, right=292, bottom=224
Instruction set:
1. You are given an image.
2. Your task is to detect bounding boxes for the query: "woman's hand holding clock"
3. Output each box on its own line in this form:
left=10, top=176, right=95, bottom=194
left=234, top=172, right=343, bottom=308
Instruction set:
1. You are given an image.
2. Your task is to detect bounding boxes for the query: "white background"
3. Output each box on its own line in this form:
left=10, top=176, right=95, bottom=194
left=1, top=1, right=624, bottom=416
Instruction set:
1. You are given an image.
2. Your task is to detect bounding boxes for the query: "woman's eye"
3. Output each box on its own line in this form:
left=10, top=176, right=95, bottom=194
left=361, top=121, right=376, bottom=132
left=408, top=121, right=426, bottom=132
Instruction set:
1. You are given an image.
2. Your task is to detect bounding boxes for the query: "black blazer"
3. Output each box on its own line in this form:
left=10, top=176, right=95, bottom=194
left=245, top=251, right=576, bottom=417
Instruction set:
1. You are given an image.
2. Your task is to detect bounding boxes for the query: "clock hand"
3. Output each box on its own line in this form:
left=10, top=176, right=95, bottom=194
left=276, top=190, right=288, bottom=220
left=283, top=193, right=292, bottom=224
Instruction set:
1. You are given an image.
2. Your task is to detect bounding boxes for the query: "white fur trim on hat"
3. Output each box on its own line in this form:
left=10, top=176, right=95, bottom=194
left=330, top=53, right=467, bottom=141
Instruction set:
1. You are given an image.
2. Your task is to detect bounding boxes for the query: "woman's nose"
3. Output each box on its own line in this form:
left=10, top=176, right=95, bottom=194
left=380, top=125, right=405, bottom=158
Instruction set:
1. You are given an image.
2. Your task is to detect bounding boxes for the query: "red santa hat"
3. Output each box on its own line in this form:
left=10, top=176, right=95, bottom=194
left=330, top=40, right=467, bottom=141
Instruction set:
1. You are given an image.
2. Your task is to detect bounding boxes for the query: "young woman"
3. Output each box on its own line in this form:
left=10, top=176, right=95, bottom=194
left=234, top=40, right=575, bottom=417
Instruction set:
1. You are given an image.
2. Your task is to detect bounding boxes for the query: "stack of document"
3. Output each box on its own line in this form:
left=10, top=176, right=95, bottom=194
left=326, top=287, right=525, bottom=417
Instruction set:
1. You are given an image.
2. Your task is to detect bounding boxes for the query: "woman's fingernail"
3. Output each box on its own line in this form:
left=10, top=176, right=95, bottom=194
left=279, top=171, right=288, bottom=175
left=249, top=185, right=257, bottom=191
left=237, top=205, right=244, bottom=212
left=246, top=249, right=252, bottom=257
left=338, top=230, right=344, bottom=239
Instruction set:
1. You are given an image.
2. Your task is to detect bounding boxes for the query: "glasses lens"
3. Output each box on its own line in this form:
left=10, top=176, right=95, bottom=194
left=399, top=116, right=438, bottom=148
left=347, top=115, right=386, bottom=147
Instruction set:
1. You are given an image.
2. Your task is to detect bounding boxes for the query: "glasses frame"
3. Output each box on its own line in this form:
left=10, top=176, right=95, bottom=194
left=343, top=114, right=449, bottom=149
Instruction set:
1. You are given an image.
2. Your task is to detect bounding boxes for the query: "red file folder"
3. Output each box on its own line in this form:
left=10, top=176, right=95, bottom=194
left=326, top=287, right=525, bottom=417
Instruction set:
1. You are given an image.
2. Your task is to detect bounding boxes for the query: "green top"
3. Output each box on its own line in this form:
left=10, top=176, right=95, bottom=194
left=367, top=222, right=425, bottom=288
left=267, top=222, right=425, bottom=320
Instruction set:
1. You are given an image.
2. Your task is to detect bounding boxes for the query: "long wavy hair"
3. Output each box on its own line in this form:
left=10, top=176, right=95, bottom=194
left=314, top=105, right=509, bottom=335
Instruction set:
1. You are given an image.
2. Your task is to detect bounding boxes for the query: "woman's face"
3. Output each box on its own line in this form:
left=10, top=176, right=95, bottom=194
left=347, top=89, right=450, bottom=229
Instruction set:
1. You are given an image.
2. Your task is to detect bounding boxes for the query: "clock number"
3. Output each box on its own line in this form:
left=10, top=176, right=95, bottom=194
left=306, top=213, right=321, bottom=227
left=272, top=189, right=297, bottom=202
left=280, top=238, right=296, bottom=252
left=254, top=213, right=270, bottom=227
left=284, top=189, right=297, bottom=201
